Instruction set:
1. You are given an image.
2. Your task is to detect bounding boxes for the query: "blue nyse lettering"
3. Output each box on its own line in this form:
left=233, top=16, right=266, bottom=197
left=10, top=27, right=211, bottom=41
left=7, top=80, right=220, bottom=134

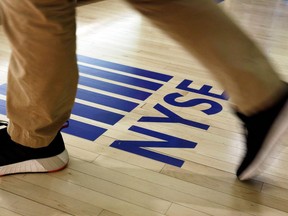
left=0, top=56, right=227, bottom=168
left=110, top=126, right=197, bottom=167
left=111, top=80, right=227, bottom=167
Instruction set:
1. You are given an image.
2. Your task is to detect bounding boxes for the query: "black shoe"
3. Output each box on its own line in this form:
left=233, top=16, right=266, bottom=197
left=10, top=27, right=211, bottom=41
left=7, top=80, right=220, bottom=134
left=236, top=90, right=288, bottom=181
left=0, top=121, right=69, bottom=176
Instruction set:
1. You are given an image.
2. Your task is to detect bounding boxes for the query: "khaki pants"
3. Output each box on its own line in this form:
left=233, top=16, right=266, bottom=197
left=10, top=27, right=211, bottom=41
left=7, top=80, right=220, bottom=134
left=125, top=0, right=285, bottom=112
left=0, top=0, right=79, bottom=147
left=0, top=0, right=284, bottom=147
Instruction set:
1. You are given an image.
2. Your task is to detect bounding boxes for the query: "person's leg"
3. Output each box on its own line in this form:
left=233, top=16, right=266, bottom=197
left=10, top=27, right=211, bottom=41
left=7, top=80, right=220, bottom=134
left=0, top=0, right=78, bottom=147
left=125, top=0, right=288, bottom=180
left=126, top=0, right=285, bottom=113
left=0, top=0, right=78, bottom=175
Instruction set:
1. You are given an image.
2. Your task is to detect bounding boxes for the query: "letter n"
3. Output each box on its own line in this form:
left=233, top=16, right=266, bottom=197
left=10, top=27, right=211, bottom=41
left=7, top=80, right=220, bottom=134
left=110, top=126, right=197, bottom=167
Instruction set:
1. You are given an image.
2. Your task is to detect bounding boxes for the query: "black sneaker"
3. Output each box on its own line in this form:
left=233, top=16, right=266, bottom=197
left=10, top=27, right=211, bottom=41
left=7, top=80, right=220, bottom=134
left=236, top=89, right=288, bottom=181
left=0, top=121, right=69, bottom=176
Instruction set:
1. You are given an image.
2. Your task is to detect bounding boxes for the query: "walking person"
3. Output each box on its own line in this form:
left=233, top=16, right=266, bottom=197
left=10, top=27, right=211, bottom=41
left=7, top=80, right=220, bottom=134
left=0, top=0, right=287, bottom=181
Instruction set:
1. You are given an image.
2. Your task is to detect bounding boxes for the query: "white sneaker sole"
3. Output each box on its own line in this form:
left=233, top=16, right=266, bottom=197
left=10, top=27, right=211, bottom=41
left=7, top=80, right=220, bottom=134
left=239, top=102, right=288, bottom=181
left=0, top=149, right=69, bottom=176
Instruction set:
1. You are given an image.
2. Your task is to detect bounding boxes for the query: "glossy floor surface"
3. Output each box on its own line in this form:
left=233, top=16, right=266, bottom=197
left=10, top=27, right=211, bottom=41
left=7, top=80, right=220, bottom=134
left=0, top=0, right=288, bottom=215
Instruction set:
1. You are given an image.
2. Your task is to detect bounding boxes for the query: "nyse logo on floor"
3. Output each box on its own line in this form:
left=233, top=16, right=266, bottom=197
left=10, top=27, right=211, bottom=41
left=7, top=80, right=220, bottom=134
left=110, top=79, right=228, bottom=167
left=0, top=55, right=228, bottom=167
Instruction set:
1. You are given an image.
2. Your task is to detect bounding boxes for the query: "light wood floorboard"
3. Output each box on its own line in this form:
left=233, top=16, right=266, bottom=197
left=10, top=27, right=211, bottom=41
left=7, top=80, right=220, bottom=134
left=0, top=0, right=288, bottom=215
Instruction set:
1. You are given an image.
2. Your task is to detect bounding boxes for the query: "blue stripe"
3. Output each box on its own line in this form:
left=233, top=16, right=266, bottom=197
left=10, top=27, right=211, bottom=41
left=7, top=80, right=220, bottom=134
left=0, top=84, right=6, bottom=95
left=0, top=99, right=6, bottom=115
left=62, top=119, right=106, bottom=141
left=76, top=88, right=138, bottom=112
left=79, top=65, right=163, bottom=91
left=77, top=55, right=172, bottom=82
left=79, top=76, right=151, bottom=101
left=72, top=102, right=124, bottom=125
left=0, top=95, right=106, bottom=141
left=0, top=75, right=153, bottom=101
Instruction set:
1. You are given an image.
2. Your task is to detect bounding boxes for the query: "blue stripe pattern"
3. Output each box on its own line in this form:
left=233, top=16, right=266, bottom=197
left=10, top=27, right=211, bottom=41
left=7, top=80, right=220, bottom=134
left=79, top=76, right=152, bottom=100
left=77, top=55, right=173, bottom=82
left=76, top=88, right=138, bottom=112
left=79, top=65, right=163, bottom=91
left=62, top=119, right=107, bottom=141
left=72, top=102, right=124, bottom=125
left=0, top=55, right=172, bottom=141
left=0, top=91, right=107, bottom=140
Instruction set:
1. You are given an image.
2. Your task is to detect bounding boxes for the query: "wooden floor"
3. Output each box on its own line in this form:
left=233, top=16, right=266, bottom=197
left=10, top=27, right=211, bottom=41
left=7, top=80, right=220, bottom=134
left=1, top=0, right=288, bottom=215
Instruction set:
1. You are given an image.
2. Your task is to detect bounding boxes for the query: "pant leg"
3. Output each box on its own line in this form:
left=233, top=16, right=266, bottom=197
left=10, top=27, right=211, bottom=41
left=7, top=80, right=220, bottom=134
left=125, top=0, right=286, bottom=115
left=0, top=0, right=78, bottom=148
